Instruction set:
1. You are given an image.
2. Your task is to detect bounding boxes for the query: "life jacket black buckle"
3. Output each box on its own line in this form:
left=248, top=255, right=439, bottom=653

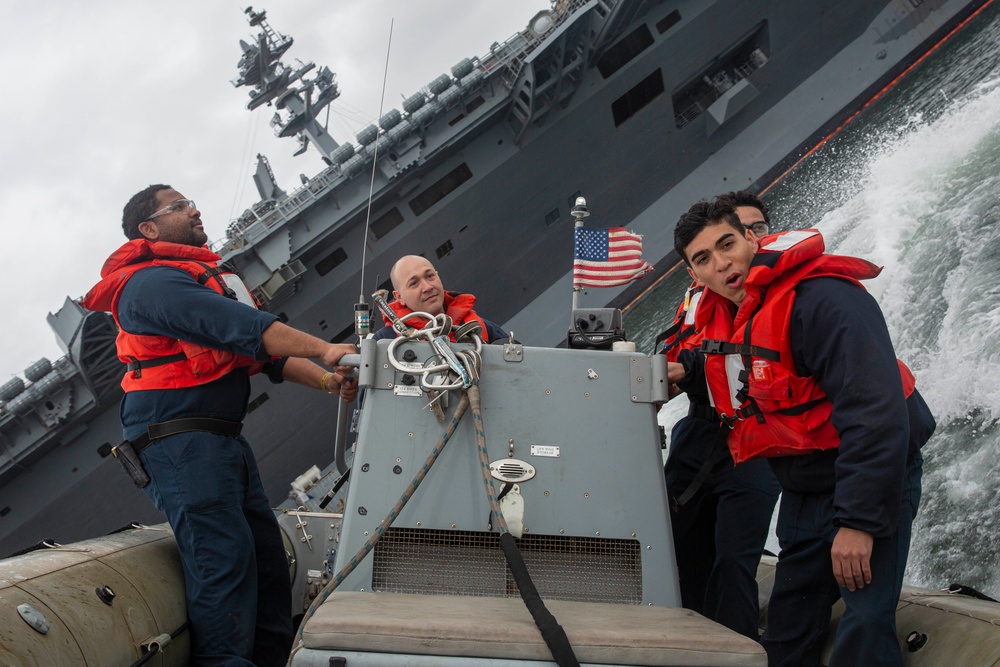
left=701, top=339, right=726, bottom=355
left=720, top=412, right=743, bottom=429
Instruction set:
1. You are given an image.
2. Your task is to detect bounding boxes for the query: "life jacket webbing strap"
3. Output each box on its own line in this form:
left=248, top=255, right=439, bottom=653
left=195, top=265, right=224, bottom=284
left=700, top=339, right=781, bottom=362
left=653, top=320, right=683, bottom=354
left=671, top=425, right=729, bottom=512
left=126, top=353, right=188, bottom=379
left=775, top=397, right=827, bottom=417
left=719, top=402, right=764, bottom=429
left=193, top=261, right=238, bottom=300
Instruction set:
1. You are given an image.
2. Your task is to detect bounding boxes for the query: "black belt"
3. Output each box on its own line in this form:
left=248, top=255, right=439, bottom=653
left=131, top=417, right=243, bottom=454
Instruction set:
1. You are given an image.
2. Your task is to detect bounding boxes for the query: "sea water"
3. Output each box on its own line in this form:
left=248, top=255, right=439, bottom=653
left=625, top=3, right=1000, bottom=596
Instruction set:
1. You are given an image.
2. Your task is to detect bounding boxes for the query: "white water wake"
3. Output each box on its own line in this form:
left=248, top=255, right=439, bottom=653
left=813, top=75, right=1000, bottom=593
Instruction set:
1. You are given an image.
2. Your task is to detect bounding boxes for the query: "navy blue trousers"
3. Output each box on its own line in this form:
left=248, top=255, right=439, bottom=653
left=140, top=432, right=293, bottom=667
left=666, top=415, right=780, bottom=638
left=761, top=451, right=922, bottom=666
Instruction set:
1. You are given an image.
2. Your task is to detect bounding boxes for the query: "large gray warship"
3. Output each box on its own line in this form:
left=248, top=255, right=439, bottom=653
left=0, top=0, right=992, bottom=557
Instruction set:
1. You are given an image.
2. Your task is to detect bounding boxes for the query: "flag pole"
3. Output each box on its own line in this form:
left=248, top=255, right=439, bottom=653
left=571, top=196, right=590, bottom=312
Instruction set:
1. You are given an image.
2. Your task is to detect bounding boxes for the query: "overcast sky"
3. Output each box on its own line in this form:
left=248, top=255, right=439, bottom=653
left=0, top=1, right=548, bottom=382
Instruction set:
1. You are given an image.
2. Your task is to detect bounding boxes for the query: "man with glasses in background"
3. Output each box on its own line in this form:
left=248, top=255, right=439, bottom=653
left=659, top=190, right=780, bottom=639
left=83, top=184, right=358, bottom=666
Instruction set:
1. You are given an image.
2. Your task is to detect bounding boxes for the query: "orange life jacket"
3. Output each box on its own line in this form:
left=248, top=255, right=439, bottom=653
left=697, top=230, right=916, bottom=463
left=659, top=281, right=733, bottom=363
left=382, top=292, right=492, bottom=342
left=82, top=239, right=266, bottom=392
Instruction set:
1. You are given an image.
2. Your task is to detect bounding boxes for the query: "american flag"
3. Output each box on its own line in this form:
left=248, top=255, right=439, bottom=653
left=573, top=227, right=653, bottom=288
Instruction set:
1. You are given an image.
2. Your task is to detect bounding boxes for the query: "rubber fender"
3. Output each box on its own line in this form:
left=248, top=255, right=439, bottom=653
left=0, top=525, right=188, bottom=666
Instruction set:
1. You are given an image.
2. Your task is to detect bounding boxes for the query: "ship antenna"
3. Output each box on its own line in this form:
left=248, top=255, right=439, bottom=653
left=355, top=18, right=395, bottom=339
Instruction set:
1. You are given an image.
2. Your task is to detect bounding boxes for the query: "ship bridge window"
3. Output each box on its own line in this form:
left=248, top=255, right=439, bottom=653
left=612, top=69, right=665, bottom=128
left=598, top=24, right=654, bottom=79
left=409, top=163, right=474, bottom=216
left=545, top=208, right=561, bottom=226
left=371, top=207, right=405, bottom=240
left=672, top=22, right=770, bottom=129
left=316, top=247, right=348, bottom=277
left=0, top=506, right=9, bottom=518
left=656, top=10, right=681, bottom=35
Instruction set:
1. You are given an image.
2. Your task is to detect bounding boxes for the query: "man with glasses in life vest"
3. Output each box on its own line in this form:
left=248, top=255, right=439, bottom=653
left=82, top=185, right=359, bottom=667
left=666, top=199, right=934, bottom=666
left=372, top=254, right=507, bottom=342
left=659, top=192, right=779, bottom=640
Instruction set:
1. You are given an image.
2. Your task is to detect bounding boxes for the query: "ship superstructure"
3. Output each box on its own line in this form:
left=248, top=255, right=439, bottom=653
left=0, top=0, right=991, bottom=556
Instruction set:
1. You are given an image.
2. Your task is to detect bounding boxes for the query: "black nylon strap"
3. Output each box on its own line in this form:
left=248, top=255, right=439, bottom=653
left=195, top=265, right=225, bottom=284
left=671, top=425, right=730, bottom=512
left=652, top=320, right=683, bottom=354
left=193, top=261, right=238, bottom=300
left=126, top=353, right=188, bottom=378
left=699, top=339, right=781, bottom=362
left=131, top=417, right=243, bottom=454
left=776, top=397, right=827, bottom=417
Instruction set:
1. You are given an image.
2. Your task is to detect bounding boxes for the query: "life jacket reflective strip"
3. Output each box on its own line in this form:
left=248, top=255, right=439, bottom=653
left=698, top=229, right=916, bottom=463
left=382, top=291, right=492, bottom=342
left=81, top=239, right=265, bottom=392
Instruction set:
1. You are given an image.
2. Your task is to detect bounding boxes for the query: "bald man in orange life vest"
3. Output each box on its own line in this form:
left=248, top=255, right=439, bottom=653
left=372, top=255, right=507, bottom=342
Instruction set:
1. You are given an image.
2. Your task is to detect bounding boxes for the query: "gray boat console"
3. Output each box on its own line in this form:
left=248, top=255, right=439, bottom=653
left=284, top=337, right=766, bottom=666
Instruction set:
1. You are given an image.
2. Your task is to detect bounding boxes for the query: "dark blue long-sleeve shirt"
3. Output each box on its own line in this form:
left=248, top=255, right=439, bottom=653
left=116, top=266, right=283, bottom=440
left=680, top=276, right=934, bottom=538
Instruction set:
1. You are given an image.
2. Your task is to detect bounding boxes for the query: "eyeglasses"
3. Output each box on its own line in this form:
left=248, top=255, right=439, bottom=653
left=743, top=221, right=769, bottom=236
left=147, top=199, right=196, bottom=221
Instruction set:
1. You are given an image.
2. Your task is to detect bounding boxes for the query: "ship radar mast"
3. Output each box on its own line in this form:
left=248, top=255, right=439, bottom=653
left=232, top=6, right=341, bottom=161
